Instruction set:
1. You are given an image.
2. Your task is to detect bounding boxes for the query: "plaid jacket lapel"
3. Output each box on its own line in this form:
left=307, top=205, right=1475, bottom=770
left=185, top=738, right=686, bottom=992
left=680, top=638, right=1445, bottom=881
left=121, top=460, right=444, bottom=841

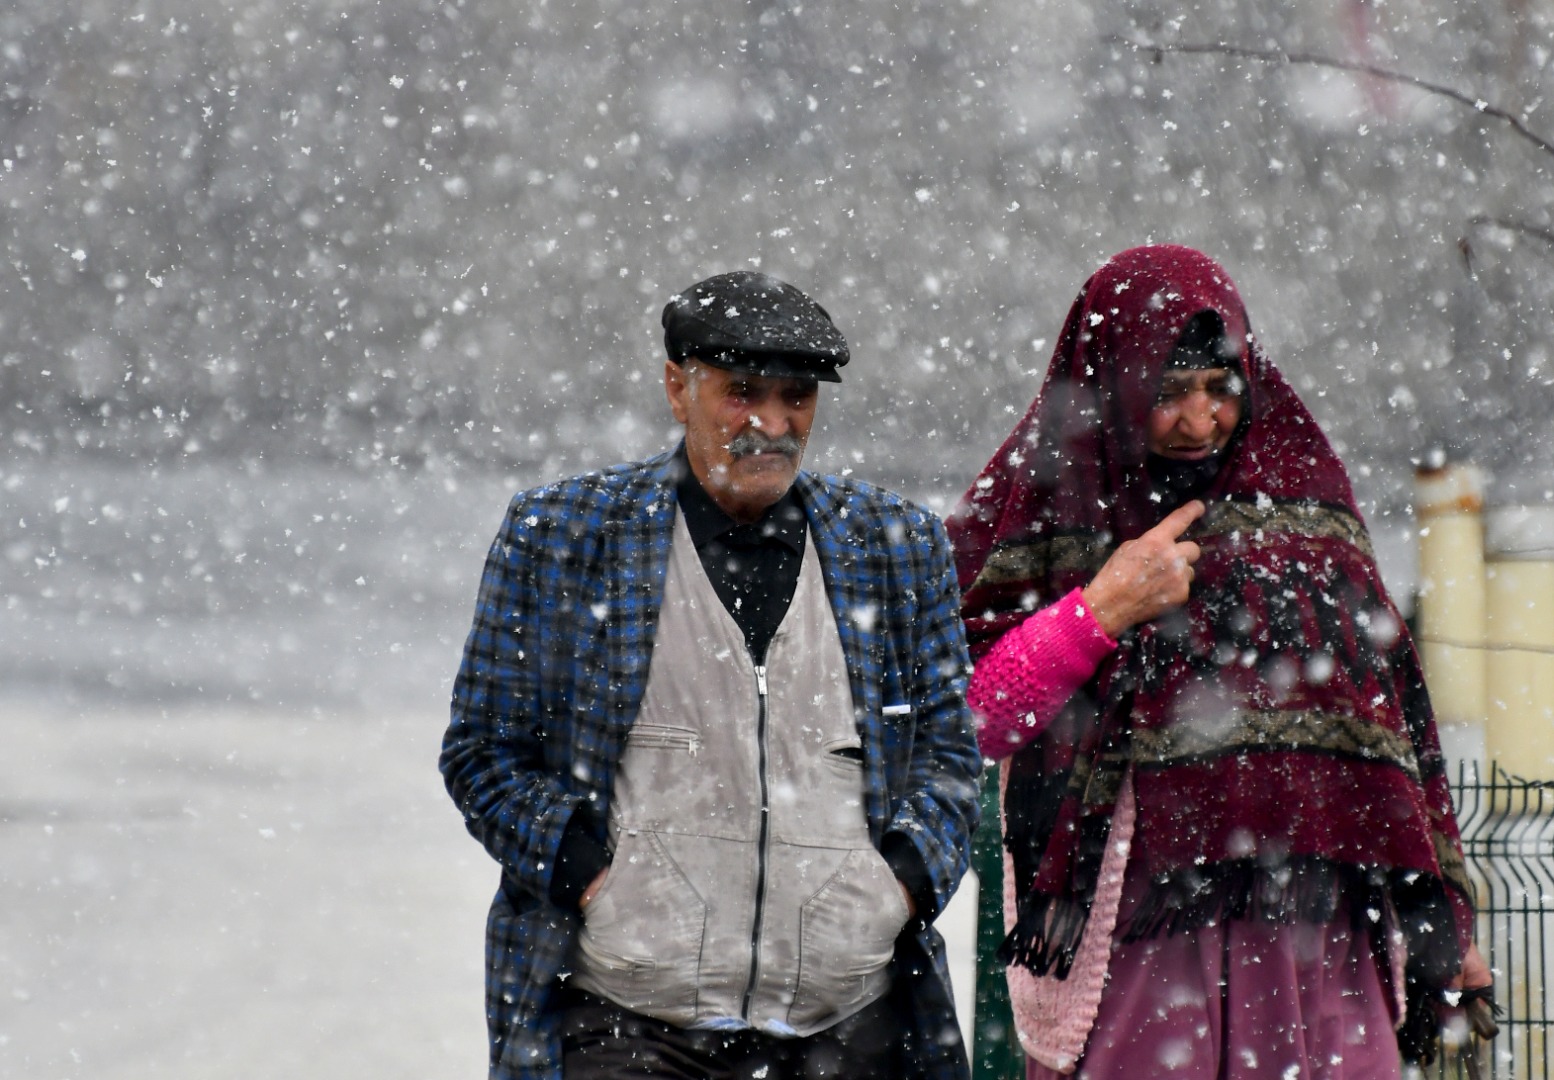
left=574, top=450, right=679, bottom=814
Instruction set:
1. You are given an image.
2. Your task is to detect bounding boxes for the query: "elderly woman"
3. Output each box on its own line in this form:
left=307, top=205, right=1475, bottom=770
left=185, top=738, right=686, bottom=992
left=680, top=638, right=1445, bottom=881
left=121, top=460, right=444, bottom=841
left=948, top=245, right=1487, bottom=1078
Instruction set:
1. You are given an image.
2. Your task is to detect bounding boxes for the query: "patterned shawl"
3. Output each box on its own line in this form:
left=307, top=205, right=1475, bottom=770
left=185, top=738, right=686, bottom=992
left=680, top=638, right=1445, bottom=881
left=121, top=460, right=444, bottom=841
left=946, top=245, right=1472, bottom=992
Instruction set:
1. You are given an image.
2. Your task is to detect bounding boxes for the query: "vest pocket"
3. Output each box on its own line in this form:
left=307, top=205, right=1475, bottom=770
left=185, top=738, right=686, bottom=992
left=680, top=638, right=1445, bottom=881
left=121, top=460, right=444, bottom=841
left=625, top=723, right=702, bottom=755
left=574, top=829, right=708, bottom=1022
left=787, top=846, right=908, bottom=1030
left=821, top=740, right=865, bottom=780
left=576, top=932, right=657, bottom=976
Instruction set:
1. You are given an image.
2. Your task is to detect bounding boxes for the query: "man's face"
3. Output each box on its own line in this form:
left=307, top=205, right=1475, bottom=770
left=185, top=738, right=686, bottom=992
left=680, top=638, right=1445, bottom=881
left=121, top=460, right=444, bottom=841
left=665, top=360, right=820, bottom=523
left=1146, top=367, right=1244, bottom=460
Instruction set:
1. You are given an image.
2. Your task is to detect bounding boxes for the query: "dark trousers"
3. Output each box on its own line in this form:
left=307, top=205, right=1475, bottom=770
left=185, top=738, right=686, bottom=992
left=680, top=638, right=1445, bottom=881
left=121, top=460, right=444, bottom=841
left=557, top=988, right=901, bottom=1080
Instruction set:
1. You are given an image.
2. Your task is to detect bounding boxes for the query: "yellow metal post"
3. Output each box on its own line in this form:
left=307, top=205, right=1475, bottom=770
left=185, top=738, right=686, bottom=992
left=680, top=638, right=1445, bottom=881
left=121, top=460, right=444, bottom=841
left=1414, top=463, right=1487, bottom=766
left=1484, top=506, right=1554, bottom=777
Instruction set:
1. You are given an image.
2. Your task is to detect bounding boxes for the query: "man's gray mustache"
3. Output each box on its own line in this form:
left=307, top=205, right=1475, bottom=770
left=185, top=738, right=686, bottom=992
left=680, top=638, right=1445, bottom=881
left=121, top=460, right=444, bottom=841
left=727, top=431, right=803, bottom=459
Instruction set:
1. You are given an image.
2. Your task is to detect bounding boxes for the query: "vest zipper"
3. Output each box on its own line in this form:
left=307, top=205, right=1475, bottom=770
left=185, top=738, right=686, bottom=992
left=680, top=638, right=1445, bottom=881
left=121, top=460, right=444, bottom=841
left=740, top=662, right=771, bottom=1022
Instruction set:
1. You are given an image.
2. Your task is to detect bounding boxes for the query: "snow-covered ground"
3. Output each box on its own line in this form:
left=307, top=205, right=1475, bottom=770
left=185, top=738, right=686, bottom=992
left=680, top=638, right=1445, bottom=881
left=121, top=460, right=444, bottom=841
left=1, top=699, right=492, bottom=1079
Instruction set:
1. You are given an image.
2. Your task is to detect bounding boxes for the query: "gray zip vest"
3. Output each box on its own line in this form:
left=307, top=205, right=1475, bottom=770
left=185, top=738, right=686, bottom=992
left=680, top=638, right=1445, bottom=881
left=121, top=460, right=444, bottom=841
left=570, top=510, right=907, bottom=1036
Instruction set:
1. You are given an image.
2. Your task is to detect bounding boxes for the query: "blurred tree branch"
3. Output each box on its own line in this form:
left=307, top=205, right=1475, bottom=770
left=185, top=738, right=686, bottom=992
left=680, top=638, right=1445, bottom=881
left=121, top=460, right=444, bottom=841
left=1460, top=215, right=1554, bottom=274
left=1111, top=38, right=1554, bottom=161
left=1467, top=215, right=1554, bottom=248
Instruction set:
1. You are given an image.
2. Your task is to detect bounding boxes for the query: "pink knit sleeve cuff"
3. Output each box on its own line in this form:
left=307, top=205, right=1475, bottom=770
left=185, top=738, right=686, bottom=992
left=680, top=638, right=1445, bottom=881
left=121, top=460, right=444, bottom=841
left=969, top=588, right=1117, bottom=760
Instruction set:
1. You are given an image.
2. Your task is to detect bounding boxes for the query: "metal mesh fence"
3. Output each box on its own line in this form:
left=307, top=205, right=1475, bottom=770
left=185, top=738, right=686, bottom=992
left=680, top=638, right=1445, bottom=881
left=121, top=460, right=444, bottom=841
left=1434, top=764, right=1554, bottom=1079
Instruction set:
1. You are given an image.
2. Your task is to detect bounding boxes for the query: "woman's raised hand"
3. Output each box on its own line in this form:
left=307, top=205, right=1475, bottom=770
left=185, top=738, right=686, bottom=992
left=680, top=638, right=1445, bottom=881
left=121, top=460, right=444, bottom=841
left=1082, top=500, right=1205, bottom=639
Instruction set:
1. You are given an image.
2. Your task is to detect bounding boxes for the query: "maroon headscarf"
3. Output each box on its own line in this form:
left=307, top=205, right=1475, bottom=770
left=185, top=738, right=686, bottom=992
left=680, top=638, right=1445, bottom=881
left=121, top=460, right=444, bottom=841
left=947, top=246, right=1472, bottom=999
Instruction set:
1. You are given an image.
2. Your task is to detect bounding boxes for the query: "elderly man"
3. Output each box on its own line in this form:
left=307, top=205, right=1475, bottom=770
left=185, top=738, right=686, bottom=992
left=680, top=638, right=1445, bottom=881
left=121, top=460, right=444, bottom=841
left=441, top=270, right=980, bottom=1080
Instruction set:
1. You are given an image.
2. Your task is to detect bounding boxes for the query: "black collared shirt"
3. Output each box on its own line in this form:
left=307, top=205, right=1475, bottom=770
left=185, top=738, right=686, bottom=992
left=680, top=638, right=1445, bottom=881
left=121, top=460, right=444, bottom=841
left=673, top=445, right=807, bottom=664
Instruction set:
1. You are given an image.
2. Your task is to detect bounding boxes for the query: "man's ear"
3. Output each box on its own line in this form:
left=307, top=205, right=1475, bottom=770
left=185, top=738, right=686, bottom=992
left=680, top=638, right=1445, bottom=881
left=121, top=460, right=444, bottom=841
left=664, top=360, right=691, bottom=424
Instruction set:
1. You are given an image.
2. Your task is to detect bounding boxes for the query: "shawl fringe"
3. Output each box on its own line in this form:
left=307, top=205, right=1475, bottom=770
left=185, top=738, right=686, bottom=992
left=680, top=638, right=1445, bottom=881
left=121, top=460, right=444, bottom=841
left=1123, top=858, right=1376, bottom=941
left=1001, top=856, right=1462, bottom=990
left=998, top=890, right=1089, bottom=979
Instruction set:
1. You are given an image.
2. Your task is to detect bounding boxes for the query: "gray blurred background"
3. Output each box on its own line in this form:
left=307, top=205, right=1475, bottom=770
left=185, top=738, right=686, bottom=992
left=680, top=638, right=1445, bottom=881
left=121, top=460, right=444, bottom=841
left=2, top=0, right=1551, bottom=1075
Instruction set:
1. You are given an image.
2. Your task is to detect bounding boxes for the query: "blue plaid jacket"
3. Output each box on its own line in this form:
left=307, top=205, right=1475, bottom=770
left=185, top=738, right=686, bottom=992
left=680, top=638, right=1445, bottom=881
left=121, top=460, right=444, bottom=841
left=441, top=448, right=980, bottom=1080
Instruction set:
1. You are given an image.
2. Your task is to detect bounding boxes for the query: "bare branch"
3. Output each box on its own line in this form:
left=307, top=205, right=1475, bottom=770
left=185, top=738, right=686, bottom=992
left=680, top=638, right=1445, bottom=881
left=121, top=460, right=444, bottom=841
left=1467, top=215, right=1554, bottom=248
left=1460, top=217, right=1554, bottom=277
left=1112, top=38, right=1554, bottom=161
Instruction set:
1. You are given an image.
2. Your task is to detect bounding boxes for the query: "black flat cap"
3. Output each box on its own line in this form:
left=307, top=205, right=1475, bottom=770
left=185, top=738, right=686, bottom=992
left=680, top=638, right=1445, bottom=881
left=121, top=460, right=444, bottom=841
left=662, top=270, right=849, bottom=383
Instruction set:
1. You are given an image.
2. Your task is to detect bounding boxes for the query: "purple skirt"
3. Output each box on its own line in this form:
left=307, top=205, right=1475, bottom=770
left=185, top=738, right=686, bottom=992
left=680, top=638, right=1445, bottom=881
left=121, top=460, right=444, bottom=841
left=1028, top=883, right=1402, bottom=1080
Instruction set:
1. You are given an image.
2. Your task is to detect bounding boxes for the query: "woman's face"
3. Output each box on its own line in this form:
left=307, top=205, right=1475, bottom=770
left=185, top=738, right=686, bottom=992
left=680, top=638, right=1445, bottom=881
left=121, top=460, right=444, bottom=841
left=1146, top=368, right=1244, bottom=460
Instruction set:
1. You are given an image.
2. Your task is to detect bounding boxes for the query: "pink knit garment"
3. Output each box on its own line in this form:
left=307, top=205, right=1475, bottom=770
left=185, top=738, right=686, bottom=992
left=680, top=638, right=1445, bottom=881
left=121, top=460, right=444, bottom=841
left=968, top=588, right=1117, bottom=760
left=1004, top=767, right=1136, bottom=1074
left=969, top=588, right=1122, bottom=1072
